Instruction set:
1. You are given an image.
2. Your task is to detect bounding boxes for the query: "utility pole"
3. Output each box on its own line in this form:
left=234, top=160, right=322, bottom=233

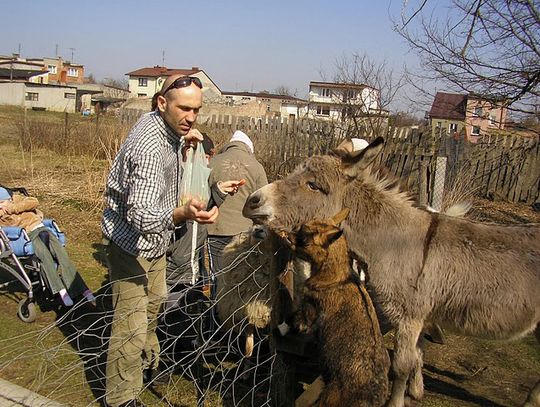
left=55, top=44, right=59, bottom=58
left=162, top=50, right=165, bottom=67
left=18, top=43, right=21, bottom=56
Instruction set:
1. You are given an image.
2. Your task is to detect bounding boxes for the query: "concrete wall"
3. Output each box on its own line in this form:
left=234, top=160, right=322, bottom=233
left=0, top=83, right=76, bottom=112
left=0, top=82, right=25, bottom=106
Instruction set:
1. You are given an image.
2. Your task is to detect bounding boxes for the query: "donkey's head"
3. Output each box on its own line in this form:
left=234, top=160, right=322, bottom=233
left=243, top=137, right=385, bottom=234
left=277, top=209, right=350, bottom=267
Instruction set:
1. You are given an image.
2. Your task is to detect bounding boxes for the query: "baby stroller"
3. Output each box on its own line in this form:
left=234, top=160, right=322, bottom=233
left=0, top=185, right=67, bottom=323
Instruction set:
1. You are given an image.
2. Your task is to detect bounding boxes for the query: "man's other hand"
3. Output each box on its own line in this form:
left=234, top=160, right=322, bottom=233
left=184, top=129, right=204, bottom=144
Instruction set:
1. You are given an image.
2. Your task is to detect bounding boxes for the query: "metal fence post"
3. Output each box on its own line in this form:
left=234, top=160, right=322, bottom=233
left=431, top=156, right=447, bottom=211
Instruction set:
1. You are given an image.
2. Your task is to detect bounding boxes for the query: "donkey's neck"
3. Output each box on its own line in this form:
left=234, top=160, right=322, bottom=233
left=344, top=180, right=430, bottom=267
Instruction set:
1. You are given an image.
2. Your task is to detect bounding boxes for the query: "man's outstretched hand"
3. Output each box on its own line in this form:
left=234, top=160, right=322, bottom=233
left=173, top=197, right=219, bottom=225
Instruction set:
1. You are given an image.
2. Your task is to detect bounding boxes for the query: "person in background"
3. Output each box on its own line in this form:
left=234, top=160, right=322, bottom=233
left=206, top=130, right=268, bottom=293
left=158, top=134, right=240, bottom=376
left=0, top=188, right=94, bottom=306
left=165, top=133, right=226, bottom=291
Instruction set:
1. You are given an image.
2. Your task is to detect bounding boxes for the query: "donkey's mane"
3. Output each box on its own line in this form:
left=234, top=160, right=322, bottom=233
left=359, top=162, right=415, bottom=208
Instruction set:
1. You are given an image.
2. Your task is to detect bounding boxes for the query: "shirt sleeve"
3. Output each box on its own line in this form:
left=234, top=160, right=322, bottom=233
left=257, top=165, right=269, bottom=189
left=126, top=148, right=175, bottom=234
left=10, top=194, right=40, bottom=214
left=208, top=182, right=227, bottom=209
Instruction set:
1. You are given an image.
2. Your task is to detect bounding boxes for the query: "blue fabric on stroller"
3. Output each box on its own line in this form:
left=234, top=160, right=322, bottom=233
left=0, top=185, right=84, bottom=322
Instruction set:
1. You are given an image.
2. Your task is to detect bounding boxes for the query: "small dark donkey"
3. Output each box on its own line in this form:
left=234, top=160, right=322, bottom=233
left=278, top=209, right=389, bottom=407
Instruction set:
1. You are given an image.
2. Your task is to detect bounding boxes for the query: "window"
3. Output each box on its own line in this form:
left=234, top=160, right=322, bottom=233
left=64, top=93, right=76, bottom=99
left=47, top=65, right=57, bottom=74
left=316, top=105, right=330, bottom=116
left=489, top=115, right=497, bottom=126
left=321, top=88, right=331, bottom=98
left=137, top=93, right=148, bottom=97
left=437, top=121, right=442, bottom=128
left=266, top=104, right=271, bottom=112
left=473, top=106, right=483, bottom=117
left=449, top=123, right=458, bottom=132
left=471, top=126, right=480, bottom=135
left=25, top=92, right=38, bottom=101
left=344, top=89, right=356, bottom=100
left=138, top=78, right=148, bottom=87
left=67, top=67, right=78, bottom=77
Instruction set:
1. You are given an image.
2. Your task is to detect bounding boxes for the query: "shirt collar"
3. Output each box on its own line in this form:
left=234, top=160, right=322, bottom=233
left=151, top=111, right=183, bottom=146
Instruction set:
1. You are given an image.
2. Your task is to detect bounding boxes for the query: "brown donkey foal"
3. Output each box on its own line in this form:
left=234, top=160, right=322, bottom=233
left=278, top=209, right=389, bottom=407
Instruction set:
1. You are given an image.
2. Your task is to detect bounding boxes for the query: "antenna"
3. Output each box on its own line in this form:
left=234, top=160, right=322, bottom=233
left=68, top=47, right=75, bottom=61
left=18, top=43, right=21, bottom=55
left=162, top=50, right=165, bottom=66
left=55, top=44, right=59, bottom=57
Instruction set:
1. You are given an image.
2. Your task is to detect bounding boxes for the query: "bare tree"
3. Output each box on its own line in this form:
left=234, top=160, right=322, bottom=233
left=101, top=77, right=129, bottom=90
left=273, top=85, right=297, bottom=97
left=329, top=52, right=408, bottom=135
left=394, top=0, right=540, bottom=119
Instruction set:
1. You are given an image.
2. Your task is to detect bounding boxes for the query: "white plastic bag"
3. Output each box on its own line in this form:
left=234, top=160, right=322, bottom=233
left=179, top=145, right=212, bottom=207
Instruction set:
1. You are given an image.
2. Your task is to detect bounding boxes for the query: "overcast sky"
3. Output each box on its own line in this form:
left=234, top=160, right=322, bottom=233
left=2, top=0, right=443, bottom=111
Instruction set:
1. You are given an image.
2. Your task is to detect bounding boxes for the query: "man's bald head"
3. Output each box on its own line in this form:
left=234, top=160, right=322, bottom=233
left=160, top=74, right=185, bottom=98
left=157, top=74, right=203, bottom=137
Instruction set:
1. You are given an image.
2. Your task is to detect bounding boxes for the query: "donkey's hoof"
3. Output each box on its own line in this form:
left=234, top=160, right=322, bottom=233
left=407, top=374, right=424, bottom=400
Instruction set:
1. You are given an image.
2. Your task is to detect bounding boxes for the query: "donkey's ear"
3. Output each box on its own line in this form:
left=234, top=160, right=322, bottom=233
left=331, top=208, right=350, bottom=225
left=321, top=227, right=343, bottom=247
left=332, top=139, right=355, bottom=158
left=341, top=137, right=384, bottom=177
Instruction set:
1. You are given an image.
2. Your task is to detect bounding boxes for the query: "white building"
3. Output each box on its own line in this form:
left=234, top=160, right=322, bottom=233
left=126, top=66, right=222, bottom=102
left=307, top=81, right=382, bottom=121
left=0, top=82, right=77, bottom=112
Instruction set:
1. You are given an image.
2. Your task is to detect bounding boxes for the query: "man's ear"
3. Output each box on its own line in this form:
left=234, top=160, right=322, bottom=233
left=157, top=94, right=167, bottom=113
left=341, top=137, right=384, bottom=177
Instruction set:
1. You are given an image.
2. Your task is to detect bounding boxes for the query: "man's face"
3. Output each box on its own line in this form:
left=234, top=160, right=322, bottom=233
left=158, top=84, right=203, bottom=136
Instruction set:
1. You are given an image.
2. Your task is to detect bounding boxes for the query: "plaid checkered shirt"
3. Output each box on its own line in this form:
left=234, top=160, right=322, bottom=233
left=101, top=111, right=184, bottom=258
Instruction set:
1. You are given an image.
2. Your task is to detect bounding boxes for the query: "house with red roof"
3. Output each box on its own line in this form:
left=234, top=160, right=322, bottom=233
left=429, top=92, right=507, bottom=141
left=126, top=66, right=222, bottom=101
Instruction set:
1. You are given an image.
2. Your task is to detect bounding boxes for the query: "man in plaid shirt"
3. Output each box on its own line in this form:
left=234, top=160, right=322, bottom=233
left=102, top=74, right=220, bottom=407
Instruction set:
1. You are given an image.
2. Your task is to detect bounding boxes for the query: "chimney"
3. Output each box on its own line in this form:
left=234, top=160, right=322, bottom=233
left=191, top=66, right=200, bottom=71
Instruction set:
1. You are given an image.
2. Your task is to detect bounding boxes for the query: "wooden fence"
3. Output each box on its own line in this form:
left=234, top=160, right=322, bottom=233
left=119, top=110, right=540, bottom=205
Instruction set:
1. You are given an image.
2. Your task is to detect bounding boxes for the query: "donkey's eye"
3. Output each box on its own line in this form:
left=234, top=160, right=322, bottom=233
left=307, top=181, right=320, bottom=191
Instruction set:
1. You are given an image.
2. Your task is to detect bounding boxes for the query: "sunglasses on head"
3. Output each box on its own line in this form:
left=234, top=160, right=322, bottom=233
left=162, top=76, right=203, bottom=95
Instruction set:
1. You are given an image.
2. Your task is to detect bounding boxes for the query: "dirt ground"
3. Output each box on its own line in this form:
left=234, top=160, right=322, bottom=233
left=0, top=111, right=538, bottom=406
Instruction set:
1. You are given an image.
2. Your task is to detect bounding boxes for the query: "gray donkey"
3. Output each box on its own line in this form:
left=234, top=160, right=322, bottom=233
left=243, top=137, right=540, bottom=407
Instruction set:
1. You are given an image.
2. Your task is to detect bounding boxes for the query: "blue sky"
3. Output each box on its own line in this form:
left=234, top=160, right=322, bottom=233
left=1, top=0, right=438, bottom=108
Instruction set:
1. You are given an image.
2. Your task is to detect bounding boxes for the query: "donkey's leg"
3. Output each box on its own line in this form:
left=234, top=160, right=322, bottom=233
left=407, top=331, right=425, bottom=400
left=522, top=324, right=540, bottom=407
left=387, top=320, right=423, bottom=407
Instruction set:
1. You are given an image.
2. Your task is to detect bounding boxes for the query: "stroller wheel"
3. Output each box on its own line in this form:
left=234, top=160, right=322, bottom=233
left=17, top=298, right=36, bottom=323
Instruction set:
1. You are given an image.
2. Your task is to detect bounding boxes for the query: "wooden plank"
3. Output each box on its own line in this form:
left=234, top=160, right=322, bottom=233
left=295, top=376, right=324, bottom=407
left=507, top=137, right=525, bottom=202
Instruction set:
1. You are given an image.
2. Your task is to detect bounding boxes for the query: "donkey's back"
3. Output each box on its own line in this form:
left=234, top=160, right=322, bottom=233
left=422, top=216, right=540, bottom=339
